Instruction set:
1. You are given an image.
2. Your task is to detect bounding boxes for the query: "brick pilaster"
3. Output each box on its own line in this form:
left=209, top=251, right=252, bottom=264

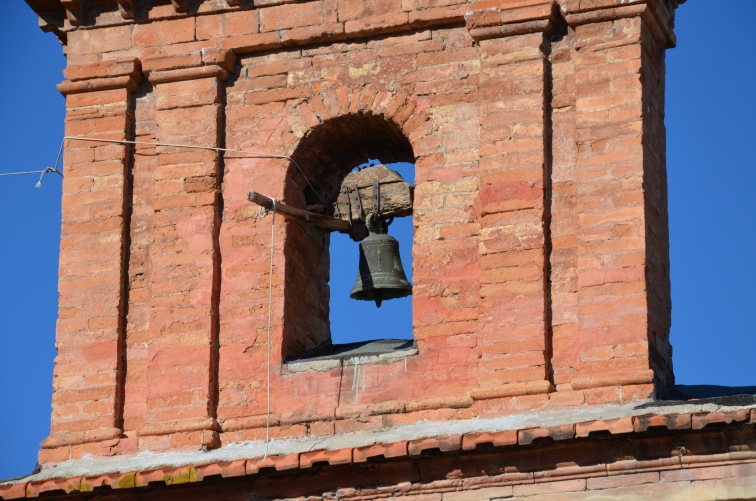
left=40, top=59, right=141, bottom=462
left=548, top=23, right=580, bottom=390
left=136, top=56, right=234, bottom=450
left=563, top=0, right=677, bottom=399
left=467, top=1, right=556, bottom=398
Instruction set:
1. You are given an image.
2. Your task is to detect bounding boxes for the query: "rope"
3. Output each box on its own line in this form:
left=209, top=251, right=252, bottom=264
left=260, top=197, right=277, bottom=462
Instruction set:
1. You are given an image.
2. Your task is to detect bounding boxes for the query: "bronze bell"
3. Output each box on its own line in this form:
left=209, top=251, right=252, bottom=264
left=350, top=214, right=412, bottom=307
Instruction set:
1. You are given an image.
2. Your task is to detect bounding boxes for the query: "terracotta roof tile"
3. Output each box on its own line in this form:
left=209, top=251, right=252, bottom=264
left=0, top=482, right=26, bottom=500
left=195, top=459, right=246, bottom=478
left=461, top=430, right=517, bottom=450
left=2, top=406, right=754, bottom=500
left=408, top=435, right=462, bottom=455
left=692, top=409, right=750, bottom=430
left=633, top=413, right=691, bottom=432
left=300, top=448, right=353, bottom=468
left=518, top=424, right=575, bottom=445
left=247, top=452, right=299, bottom=473
left=575, top=417, right=634, bottom=438
left=353, top=441, right=408, bottom=462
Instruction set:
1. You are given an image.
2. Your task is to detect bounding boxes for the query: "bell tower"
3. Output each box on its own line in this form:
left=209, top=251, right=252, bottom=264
left=4, top=1, right=754, bottom=500
left=32, top=0, right=678, bottom=462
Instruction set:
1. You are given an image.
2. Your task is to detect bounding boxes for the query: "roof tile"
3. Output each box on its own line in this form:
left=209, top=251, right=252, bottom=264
left=408, top=435, right=462, bottom=455
left=462, top=430, right=517, bottom=450
left=576, top=417, right=634, bottom=438
left=353, top=441, right=409, bottom=462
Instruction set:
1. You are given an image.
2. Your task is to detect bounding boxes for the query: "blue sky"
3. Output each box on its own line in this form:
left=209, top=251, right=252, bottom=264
left=1, top=1, right=754, bottom=481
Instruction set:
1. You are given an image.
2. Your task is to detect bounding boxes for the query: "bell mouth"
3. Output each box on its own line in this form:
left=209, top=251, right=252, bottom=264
left=349, top=213, right=412, bottom=307
left=350, top=285, right=412, bottom=307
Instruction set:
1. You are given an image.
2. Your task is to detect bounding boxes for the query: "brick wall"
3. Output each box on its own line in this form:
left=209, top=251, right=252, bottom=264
left=28, top=0, right=682, bottom=463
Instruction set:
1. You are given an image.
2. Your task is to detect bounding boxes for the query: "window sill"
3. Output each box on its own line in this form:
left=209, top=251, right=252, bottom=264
left=283, top=339, right=417, bottom=373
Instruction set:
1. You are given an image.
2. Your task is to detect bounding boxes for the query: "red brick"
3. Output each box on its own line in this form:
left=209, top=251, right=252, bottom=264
left=34, top=0, right=677, bottom=472
left=513, top=478, right=587, bottom=496
left=587, top=472, right=659, bottom=490
left=259, top=2, right=324, bottom=31
left=134, top=18, right=195, bottom=48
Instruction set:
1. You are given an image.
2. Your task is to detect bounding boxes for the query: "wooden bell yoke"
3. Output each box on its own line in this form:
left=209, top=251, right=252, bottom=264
left=247, top=164, right=414, bottom=237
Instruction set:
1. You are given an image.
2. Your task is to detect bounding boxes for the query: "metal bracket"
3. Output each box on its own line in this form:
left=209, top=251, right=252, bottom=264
left=350, top=185, right=364, bottom=221
left=372, top=179, right=381, bottom=218
left=341, top=186, right=352, bottom=226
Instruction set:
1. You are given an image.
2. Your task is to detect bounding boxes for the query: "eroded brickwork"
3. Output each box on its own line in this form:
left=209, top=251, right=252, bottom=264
left=27, top=0, right=683, bottom=465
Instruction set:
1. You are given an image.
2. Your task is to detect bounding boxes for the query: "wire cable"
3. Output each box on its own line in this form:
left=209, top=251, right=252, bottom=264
left=0, top=169, right=53, bottom=177
left=0, top=167, right=63, bottom=190
left=260, top=197, right=277, bottom=462
left=62, top=136, right=324, bottom=204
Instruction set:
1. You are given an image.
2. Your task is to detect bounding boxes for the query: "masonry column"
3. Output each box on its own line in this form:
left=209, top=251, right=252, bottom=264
left=137, top=53, right=234, bottom=451
left=466, top=2, right=556, bottom=406
left=40, top=59, right=141, bottom=463
left=564, top=0, right=678, bottom=401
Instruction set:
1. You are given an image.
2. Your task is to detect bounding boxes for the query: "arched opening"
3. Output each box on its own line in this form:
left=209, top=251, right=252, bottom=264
left=329, top=162, right=414, bottom=346
left=281, top=113, right=415, bottom=361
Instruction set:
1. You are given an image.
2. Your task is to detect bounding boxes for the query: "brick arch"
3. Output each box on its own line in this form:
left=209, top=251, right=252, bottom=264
left=279, top=91, right=424, bottom=359
left=284, top=88, right=428, bottom=206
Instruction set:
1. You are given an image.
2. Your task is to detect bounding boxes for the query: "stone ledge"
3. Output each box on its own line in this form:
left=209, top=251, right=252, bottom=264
left=9, top=397, right=755, bottom=499
left=3, top=419, right=754, bottom=499
left=282, top=339, right=418, bottom=373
